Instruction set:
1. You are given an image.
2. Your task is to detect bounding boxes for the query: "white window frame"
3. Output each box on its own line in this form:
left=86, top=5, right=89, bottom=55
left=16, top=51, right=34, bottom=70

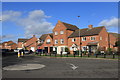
left=82, top=37, right=86, bottom=41
left=82, top=46, right=88, bottom=51
left=90, top=37, right=96, bottom=40
left=47, top=39, right=50, bottom=42
left=55, top=40, right=58, bottom=44
left=54, top=31, right=58, bottom=35
left=72, top=38, right=76, bottom=42
left=60, top=31, right=64, bottom=34
left=60, top=39, right=64, bottom=44
left=100, top=37, right=102, bottom=40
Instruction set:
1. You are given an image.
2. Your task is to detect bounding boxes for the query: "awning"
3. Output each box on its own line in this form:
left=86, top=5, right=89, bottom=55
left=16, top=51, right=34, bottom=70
left=87, top=42, right=98, bottom=46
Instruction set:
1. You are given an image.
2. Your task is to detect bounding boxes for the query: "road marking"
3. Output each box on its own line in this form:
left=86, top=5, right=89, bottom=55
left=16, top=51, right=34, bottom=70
left=69, top=63, right=78, bottom=70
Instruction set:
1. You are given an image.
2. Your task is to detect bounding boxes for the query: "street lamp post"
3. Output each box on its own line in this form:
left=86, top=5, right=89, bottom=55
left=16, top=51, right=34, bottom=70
left=78, top=16, right=81, bottom=57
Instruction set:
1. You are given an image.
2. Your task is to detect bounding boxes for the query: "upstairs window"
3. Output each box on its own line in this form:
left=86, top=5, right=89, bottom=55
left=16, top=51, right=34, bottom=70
left=54, top=31, right=58, bottom=35
left=72, top=38, right=76, bottom=42
left=91, top=37, right=95, bottom=40
left=82, top=37, right=86, bottom=41
left=60, top=31, right=64, bottom=34
left=100, top=37, right=102, bottom=40
left=60, top=39, right=64, bottom=44
left=46, top=39, right=51, bottom=44
left=47, top=39, right=50, bottom=42
left=55, top=40, right=58, bottom=44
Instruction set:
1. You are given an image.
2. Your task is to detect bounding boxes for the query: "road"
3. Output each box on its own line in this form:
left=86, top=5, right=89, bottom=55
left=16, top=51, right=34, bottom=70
left=2, top=54, right=118, bottom=78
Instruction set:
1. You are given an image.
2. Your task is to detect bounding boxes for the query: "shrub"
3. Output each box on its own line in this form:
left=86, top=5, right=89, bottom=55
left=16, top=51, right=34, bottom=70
left=65, top=47, right=70, bottom=53
left=106, top=48, right=113, bottom=55
left=82, top=51, right=87, bottom=55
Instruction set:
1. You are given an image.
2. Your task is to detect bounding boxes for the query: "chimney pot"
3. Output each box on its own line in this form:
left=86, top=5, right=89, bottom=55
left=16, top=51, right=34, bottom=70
left=33, top=35, right=35, bottom=37
left=88, top=25, right=93, bottom=29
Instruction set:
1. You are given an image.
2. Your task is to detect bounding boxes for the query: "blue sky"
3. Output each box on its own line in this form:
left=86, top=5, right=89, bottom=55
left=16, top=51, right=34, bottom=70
left=2, top=2, right=118, bottom=42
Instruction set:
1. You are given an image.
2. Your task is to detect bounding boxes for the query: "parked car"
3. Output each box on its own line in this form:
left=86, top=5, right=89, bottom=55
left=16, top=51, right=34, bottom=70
left=24, top=50, right=29, bottom=54
left=1, top=49, right=9, bottom=53
left=14, top=49, right=19, bottom=52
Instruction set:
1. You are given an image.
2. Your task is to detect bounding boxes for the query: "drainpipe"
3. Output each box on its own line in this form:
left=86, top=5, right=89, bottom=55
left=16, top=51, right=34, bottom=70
left=108, top=33, right=110, bottom=49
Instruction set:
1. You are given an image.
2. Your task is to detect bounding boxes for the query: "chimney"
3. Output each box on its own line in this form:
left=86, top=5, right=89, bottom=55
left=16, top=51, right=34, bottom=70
left=58, top=20, right=61, bottom=23
left=88, top=25, right=93, bottom=29
left=33, top=35, right=35, bottom=37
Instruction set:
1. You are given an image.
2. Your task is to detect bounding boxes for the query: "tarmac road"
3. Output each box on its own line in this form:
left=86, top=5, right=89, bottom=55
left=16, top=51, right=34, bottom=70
left=2, top=54, right=118, bottom=78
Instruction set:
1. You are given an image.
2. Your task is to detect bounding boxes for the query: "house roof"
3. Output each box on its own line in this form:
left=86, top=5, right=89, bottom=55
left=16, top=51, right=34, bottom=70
left=7, top=43, right=15, bottom=46
left=69, top=26, right=104, bottom=38
left=39, top=33, right=53, bottom=40
left=38, top=43, right=43, bottom=46
left=18, top=38, right=28, bottom=42
left=109, top=32, right=120, bottom=38
left=61, top=22, right=79, bottom=31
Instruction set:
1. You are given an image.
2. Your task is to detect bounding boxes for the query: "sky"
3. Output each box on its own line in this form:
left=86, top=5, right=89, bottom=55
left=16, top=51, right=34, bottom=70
left=1, top=2, right=118, bottom=42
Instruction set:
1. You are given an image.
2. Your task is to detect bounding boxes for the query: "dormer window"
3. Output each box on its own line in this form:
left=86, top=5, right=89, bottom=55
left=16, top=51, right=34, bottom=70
left=60, top=31, right=64, bottom=34
left=54, top=32, right=58, bottom=35
left=82, top=37, right=86, bottom=41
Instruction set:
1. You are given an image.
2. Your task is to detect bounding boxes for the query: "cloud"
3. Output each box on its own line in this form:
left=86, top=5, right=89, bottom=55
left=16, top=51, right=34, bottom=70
left=1, top=35, right=15, bottom=40
left=2, top=10, right=21, bottom=21
left=2, top=10, right=53, bottom=38
left=17, top=10, right=53, bottom=37
left=98, top=17, right=119, bottom=28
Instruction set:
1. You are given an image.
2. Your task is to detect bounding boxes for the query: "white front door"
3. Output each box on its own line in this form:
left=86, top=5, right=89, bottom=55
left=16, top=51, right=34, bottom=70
left=31, top=47, right=35, bottom=52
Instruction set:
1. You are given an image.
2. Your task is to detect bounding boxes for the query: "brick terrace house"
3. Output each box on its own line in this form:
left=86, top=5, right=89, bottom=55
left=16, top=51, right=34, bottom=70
left=1, top=41, right=17, bottom=50
left=37, top=33, right=53, bottom=53
left=37, top=20, right=118, bottom=54
left=17, top=35, right=37, bottom=52
left=108, top=32, right=119, bottom=51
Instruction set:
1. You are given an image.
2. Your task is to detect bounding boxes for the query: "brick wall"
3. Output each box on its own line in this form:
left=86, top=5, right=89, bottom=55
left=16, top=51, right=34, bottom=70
left=24, top=35, right=37, bottom=51
left=53, top=20, right=74, bottom=46
left=99, top=27, right=109, bottom=50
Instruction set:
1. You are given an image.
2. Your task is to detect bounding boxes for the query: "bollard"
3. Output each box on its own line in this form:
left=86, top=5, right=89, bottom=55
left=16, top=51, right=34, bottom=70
left=113, top=53, right=115, bottom=59
left=55, top=52, right=57, bottom=57
left=66, top=54, right=68, bottom=57
left=21, top=52, right=24, bottom=56
left=96, top=54, right=97, bottom=58
left=74, top=54, right=75, bottom=57
left=55, top=53, right=56, bottom=57
left=88, top=53, right=90, bottom=57
left=81, top=53, right=82, bottom=57
left=40, top=53, right=41, bottom=56
left=18, top=52, right=20, bottom=58
left=104, top=53, right=106, bottom=58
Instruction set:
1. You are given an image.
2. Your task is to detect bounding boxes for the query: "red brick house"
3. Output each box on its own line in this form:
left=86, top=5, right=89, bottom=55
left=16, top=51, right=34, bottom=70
left=37, top=33, right=53, bottom=53
left=37, top=20, right=118, bottom=54
left=17, top=35, right=37, bottom=52
left=1, top=41, right=17, bottom=50
left=68, top=25, right=109, bottom=54
left=108, top=33, right=119, bottom=52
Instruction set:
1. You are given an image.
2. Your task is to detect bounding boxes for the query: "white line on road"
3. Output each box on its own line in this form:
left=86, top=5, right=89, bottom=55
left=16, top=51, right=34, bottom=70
left=69, top=63, right=78, bottom=70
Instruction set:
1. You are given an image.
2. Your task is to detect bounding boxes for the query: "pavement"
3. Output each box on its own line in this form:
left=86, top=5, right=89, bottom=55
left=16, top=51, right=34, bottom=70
left=2, top=54, right=118, bottom=78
